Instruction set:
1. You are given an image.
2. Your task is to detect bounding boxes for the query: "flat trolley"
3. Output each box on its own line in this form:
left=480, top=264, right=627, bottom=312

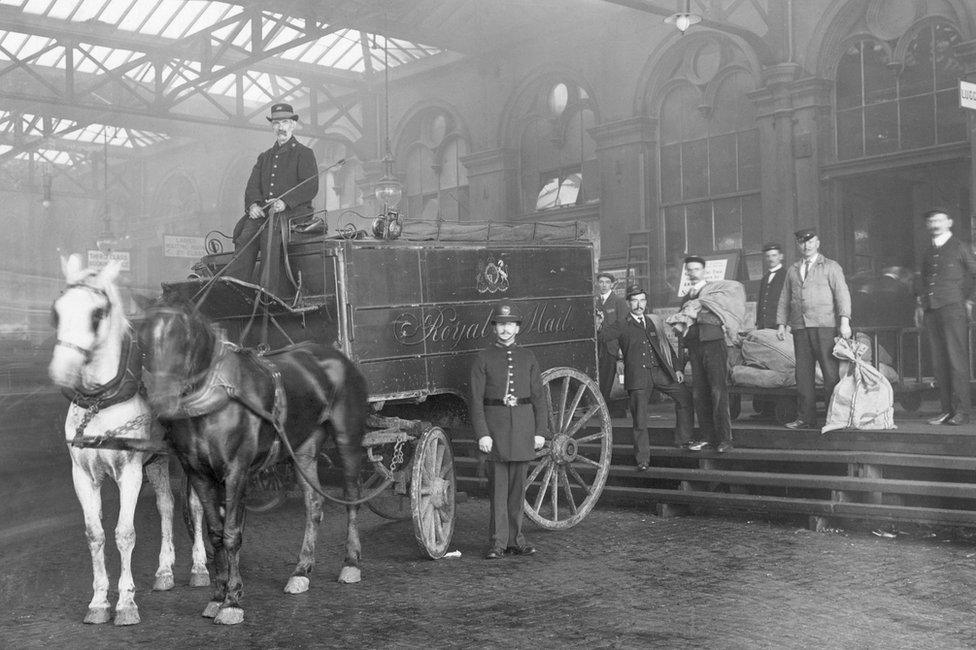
left=162, top=222, right=613, bottom=558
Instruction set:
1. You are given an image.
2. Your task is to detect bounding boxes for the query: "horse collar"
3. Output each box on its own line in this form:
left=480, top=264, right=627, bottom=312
left=65, top=329, right=142, bottom=411
left=169, top=341, right=236, bottom=418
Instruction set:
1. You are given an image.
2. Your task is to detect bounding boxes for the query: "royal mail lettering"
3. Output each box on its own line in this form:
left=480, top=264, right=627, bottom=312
left=393, top=302, right=576, bottom=349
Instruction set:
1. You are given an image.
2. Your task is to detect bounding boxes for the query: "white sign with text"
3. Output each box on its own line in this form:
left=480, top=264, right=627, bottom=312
left=164, top=235, right=206, bottom=258
left=676, top=258, right=729, bottom=297
left=87, top=250, right=131, bottom=271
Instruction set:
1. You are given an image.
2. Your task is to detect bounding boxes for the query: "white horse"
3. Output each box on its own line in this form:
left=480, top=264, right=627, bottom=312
left=48, top=254, right=208, bottom=625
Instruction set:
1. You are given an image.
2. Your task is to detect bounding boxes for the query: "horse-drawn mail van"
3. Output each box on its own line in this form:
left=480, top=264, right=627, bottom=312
left=161, top=220, right=613, bottom=557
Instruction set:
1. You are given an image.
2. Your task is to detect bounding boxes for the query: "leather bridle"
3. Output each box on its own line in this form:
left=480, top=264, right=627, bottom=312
left=53, top=282, right=113, bottom=363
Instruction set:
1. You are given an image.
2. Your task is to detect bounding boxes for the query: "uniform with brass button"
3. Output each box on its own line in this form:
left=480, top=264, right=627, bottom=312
left=914, top=209, right=976, bottom=426
left=225, top=102, right=319, bottom=297
left=469, top=301, right=549, bottom=559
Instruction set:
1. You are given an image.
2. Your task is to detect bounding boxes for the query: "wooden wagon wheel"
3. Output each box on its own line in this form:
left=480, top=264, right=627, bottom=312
left=410, top=426, right=456, bottom=559
left=244, top=461, right=292, bottom=513
left=368, top=486, right=412, bottom=520
left=524, top=367, right=613, bottom=530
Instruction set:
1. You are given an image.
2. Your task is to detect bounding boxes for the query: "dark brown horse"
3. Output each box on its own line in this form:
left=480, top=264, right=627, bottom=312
left=141, top=298, right=367, bottom=625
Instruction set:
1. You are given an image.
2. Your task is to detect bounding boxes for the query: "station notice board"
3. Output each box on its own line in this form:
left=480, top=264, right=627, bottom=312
left=675, top=251, right=742, bottom=298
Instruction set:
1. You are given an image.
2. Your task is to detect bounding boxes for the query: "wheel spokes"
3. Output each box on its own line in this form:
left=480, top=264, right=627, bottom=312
left=532, top=461, right=555, bottom=513
left=559, top=469, right=578, bottom=515
left=566, top=465, right=592, bottom=495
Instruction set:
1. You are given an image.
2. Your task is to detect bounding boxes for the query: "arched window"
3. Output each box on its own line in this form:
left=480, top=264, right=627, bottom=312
left=659, top=70, right=760, bottom=260
left=400, top=110, right=470, bottom=221
left=835, top=21, right=966, bottom=160
left=519, top=81, right=598, bottom=212
left=318, top=139, right=363, bottom=212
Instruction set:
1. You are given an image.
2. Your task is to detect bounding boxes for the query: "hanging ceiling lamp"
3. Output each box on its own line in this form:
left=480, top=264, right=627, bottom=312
left=665, top=0, right=702, bottom=34
left=374, top=33, right=402, bottom=210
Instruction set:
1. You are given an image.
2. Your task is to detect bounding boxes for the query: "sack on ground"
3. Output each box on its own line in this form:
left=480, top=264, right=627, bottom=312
left=822, top=337, right=895, bottom=433
left=731, top=365, right=793, bottom=388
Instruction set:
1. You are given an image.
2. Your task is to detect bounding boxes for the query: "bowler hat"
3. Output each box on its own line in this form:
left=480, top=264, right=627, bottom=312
left=267, top=103, right=299, bottom=122
left=762, top=242, right=783, bottom=253
left=794, top=228, right=817, bottom=243
left=625, top=286, right=647, bottom=300
left=490, top=301, right=523, bottom=324
left=683, top=255, right=706, bottom=267
left=596, top=272, right=617, bottom=283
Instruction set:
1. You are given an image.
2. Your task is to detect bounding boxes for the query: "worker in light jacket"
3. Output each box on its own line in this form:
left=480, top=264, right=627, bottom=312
left=776, top=228, right=852, bottom=430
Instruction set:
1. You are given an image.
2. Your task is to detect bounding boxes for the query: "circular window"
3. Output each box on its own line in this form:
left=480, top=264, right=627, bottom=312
left=548, top=83, right=569, bottom=116
left=428, top=113, right=448, bottom=144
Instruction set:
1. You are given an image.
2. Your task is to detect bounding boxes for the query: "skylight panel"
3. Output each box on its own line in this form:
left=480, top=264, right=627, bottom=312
left=161, top=1, right=204, bottom=39
left=33, top=45, right=61, bottom=66
left=68, top=0, right=108, bottom=22
left=116, top=1, right=150, bottom=32
left=97, top=0, right=136, bottom=24
left=0, top=145, right=11, bottom=156
left=139, top=1, right=175, bottom=36
left=45, top=0, right=76, bottom=21
left=21, top=0, right=52, bottom=16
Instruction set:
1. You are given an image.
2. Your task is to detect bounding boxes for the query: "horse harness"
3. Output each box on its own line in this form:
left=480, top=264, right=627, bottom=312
left=64, top=328, right=161, bottom=454
left=168, top=340, right=387, bottom=506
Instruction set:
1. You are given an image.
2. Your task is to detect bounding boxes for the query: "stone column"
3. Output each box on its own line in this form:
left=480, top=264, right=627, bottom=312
left=460, top=148, right=518, bottom=222
left=749, top=64, right=802, bottom=260
left=587, top=117, right=659, bottom=295
left=788, top=77, right=833, bottom=253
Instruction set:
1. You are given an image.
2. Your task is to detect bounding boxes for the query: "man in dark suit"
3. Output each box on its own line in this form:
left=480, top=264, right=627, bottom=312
left=470, top=301, right=549, bottom=559
left=914, top=209, right=976, bottom=426
left=682, top=256, right=734, bottom=452
left=594, top=272, right=629, bottom=405
left=224, top=102, right=319, bottom=296
left=601, top=286, right=695, bottom=470
left=756, top=243, right=786, bottom=330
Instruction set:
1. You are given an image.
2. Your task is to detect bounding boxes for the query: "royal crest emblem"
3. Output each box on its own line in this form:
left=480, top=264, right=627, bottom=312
left=476, top=259, right=509, bottom=294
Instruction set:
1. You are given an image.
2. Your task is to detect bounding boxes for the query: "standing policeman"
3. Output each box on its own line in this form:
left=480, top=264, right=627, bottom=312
left=470, top=301, right=548, bottom=560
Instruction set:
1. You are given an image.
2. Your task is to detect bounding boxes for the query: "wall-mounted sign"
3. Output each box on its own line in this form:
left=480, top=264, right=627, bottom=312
left=164, top=235, right=206, bottom=258
left=87, top=250, right=131, bottom=271
left=960, top=80, right=976, bottom=111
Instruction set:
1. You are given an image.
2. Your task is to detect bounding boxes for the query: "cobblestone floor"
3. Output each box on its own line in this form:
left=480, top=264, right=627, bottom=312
left=4, top=481, right=976, bottom=649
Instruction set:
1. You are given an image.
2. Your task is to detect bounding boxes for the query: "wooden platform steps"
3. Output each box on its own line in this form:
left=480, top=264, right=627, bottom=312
left=448, top=422, right=976, bottom=530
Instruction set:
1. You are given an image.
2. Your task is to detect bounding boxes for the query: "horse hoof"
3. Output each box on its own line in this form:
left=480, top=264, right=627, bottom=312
left=189, top=571, right=210, bottom=588
left=202, top=601, right=222, bottom=619
left=83, top=606, right=112, bottom=624
left=337, top=566, right=362, bottom=584
left=153, top=572, right=175, bottom=591
left=214, top=607, right=244, bottom=625
left=284, top=576, right=310, bottom=594
left=114, top=606, right=141, bottom=626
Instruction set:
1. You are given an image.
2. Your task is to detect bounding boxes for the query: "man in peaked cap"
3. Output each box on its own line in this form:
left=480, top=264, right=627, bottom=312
left=470, top=301, right=549, bottom=559
left=224, top=102, right=319, bottom=296
left=599, top=285, right=694, bottom=469
left=594, top=272, right=629, bottom=405
left=776, top=227, right=852, bottom=429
